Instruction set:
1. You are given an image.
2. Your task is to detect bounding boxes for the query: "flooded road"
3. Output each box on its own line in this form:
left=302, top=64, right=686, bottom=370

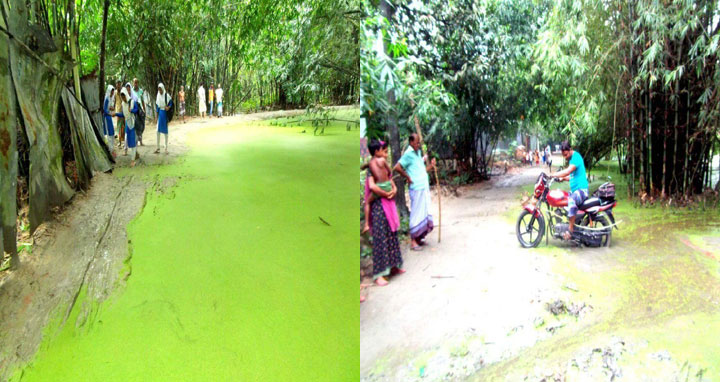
left=361, top=164, right=720, bottom=382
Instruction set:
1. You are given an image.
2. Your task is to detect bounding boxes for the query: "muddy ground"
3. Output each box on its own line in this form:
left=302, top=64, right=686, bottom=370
left=0, top=108, right=314, bottom=380
left=360, top=162, right=720, bottom=381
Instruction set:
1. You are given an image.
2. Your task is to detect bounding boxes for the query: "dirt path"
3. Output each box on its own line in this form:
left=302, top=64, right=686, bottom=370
left=0, top=108, right=340, bottom=380
left=361, top=165, right=561, bottom=379
left=361, top=164, right=720, bottom=381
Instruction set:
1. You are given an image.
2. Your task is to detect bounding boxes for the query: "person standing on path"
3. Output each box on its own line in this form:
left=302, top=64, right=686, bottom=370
left=116, top=88, right=140, bottom=167
left=155, top=83, right=172, bottom=155
left=550, top=141, right=589, bottom=240
left=126, top=81, right=145, bottom=147
left=393, top=133, right=436, bottom=250
left=178, top=85, right=186, bottom=123
left=365, top=140, right=404, bottom=286
left=545, top=145, right=553, bottom=171
left=114, top=80, right=125, bottom=150
left=102, top=85, right=117, bottom=158
left=208, top=85, right=214, bottom=117
left=132, top=79, right=146, bottom=146
left=215, top=84, right=223, bottom=117
left=197, top=84, right=207, bottom=118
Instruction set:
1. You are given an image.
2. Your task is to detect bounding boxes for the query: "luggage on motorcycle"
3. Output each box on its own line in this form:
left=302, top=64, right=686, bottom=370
left=554, top=223, right=604, bottom=247
left=594, top=182, right=615, bottom=201
left=574, top=226, right=603, bottom=247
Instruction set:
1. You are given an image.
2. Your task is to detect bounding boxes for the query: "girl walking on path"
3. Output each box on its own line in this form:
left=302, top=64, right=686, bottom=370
left=197, top=84, right=206, bottom=118
left=155, top=83, right=172, bottom=155
left=115, top=80, right=125, bottom=151
left=178, top=85, right=186, bottom=123
left=215, top=84, right=223, bottom=117
left=102, top=85, right=117, bottom=158
left=208, top=85, right=214, bottom=116
left=116, top=88, right=140, bottom=167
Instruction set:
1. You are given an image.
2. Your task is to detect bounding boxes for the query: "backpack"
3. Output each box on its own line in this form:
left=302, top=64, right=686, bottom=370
left=595, top=182, right=615, bottom=200
left=165, top=94, right=175, bottom=122
left=136, top=97, right=146, bottom=123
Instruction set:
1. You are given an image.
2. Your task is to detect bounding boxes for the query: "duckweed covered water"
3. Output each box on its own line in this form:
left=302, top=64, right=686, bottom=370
left=12, top=116, right=358, bottom=381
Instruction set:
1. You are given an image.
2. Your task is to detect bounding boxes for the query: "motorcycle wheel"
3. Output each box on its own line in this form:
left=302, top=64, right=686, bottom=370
left=516, top=210, right=545, bottom=248
left=580, top=215, right=611, bottom=247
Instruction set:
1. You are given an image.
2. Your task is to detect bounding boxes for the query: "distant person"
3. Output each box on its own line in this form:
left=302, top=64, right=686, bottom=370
left=102, top=85, right=117, bottom=157
left=394, top=133, right=436, bottom=250
left=215, top=84, right=223, bottom=117
left=115, top=80, right=124, bottom=150
left=116, top=88, right=140, bottom=167
left=545, top=145, right=552, bottom=171
left=143, top=87, right=154, bottom=122
left=197, top=84, right=207, bottom=118
left=364, top=140, right=403, bottom=286
left=550, top=141, right=589, bottom=240
left=128, top=81, right=145, bottom=146
left=208, top=85, right=214, bottom=117
left=132, top=79, right=144, bottom=105
left=178, top=85, right=186, bottom=123
left=155, top=83, right=172, bottom=155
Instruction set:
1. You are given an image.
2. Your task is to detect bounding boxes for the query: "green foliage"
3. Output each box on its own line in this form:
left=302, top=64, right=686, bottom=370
left=366, top=0, right=718, bottom=196
left=76, top=0, right=359, bottom=111
left=361, top=0, right=456, bottom=143
left=362, top=0, right=548, bottom=179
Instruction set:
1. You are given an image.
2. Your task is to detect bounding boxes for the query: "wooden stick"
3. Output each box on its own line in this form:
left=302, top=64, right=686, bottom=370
left=434, top=164, right=441, bottom=243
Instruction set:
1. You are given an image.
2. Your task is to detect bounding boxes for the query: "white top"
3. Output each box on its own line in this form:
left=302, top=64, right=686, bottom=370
left=215, top=88, right=223, bottom=103
left=197, top=86, right=206, bottom=103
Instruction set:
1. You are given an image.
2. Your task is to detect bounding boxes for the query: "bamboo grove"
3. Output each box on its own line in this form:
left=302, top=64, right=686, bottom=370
left=537, top=0, right=720, bottom=198
left=1, top=0, right=359, bottom=268
left=362, top=0, right=720, bottom=200
left=89, top=0, right=360, bottom=113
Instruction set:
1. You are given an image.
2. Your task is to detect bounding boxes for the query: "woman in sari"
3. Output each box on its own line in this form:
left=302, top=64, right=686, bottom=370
left=364, top=165, right=404, bottom=286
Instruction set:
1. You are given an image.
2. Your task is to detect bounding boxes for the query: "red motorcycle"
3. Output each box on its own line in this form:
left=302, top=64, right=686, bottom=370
left=516, top=173, right=617, bottom=248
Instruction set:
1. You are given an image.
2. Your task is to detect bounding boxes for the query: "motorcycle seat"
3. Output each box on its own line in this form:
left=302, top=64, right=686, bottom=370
left=578, top=197, right=601, bottom=210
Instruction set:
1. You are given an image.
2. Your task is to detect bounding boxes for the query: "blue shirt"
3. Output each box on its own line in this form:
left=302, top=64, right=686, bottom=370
left=398, top=147, right=429, bottom=191
left=569, top=151, right=588, bottom=193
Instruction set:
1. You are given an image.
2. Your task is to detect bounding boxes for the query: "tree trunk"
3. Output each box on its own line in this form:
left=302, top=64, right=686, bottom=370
left=629, top=4, right=635, bottom=197
left=0, top=7, right=19, bottom=266
left=683, top=90, right=690, bottom=196
left=98, top=0, right=110, bottom=109
left=379, top=0, right=408, bottom=217
left=672, top=40, right=681, bottom=195
left=647, top=85, right=652, bottom=195
left=68, top=0, right=81, bottom=96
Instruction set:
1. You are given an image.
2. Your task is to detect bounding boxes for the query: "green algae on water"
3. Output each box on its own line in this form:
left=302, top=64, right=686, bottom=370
left=13, top=113, right=359, bottom=381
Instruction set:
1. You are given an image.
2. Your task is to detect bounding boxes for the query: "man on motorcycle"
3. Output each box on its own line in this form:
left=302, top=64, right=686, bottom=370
left=550, top=141, right=589, bottom=240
